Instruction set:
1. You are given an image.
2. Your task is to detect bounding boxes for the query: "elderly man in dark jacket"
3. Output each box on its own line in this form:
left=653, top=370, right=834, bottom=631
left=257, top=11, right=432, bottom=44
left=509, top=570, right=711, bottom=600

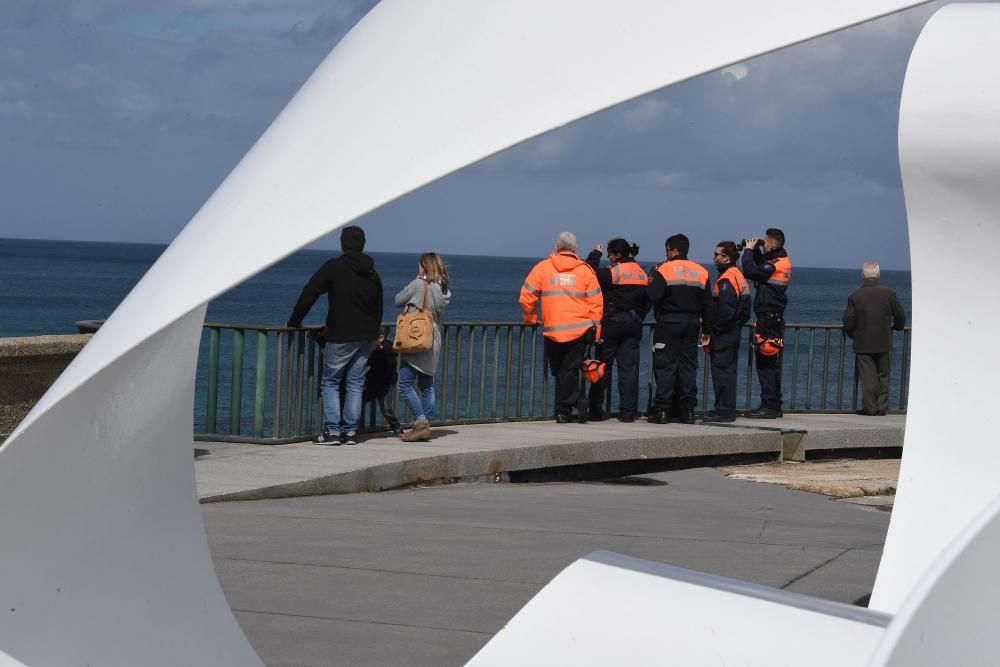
left=842, top=262, right=906, bottom=416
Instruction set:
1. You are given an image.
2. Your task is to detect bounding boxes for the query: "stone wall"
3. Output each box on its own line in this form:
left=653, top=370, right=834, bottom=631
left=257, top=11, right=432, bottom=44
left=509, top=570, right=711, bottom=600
left=0, top=334, right=92, bottom=442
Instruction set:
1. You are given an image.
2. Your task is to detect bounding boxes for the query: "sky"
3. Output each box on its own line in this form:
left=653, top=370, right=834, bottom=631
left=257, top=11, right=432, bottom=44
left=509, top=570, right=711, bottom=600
left=0, top=1, right=961, bottom=270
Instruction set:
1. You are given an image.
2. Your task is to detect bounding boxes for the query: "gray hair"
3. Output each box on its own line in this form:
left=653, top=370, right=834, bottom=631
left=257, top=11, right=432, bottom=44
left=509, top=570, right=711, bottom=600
left=555, top=231, right=577, bottom=252
left=862, top=261, right=880, bottom=279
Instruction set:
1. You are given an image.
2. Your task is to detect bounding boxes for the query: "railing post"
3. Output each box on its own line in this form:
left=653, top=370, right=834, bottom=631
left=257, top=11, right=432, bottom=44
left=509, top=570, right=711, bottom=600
left=273, top=330, right=284, bottom=438
left=528, top=326, right=537, bottom=418
left=504, top=325, right=513, bottom=418
left=440, top=326, right=450, bottom=423
left=253, top=330, right=267, bottom=438
left=453, top=325, right=464, bottom=421
left=789, top=327, right=801, bottom=410
left=230, top=328, right=244, bottom=435
left=479, top=325, right=488, bottom=418
left=805, top=327, right=816, bottom=410
left=465, top=326, right=475, bottom=420
left=294, top=330, right=305, bottom=436
left=744, top=325, right=754, bottom=411
left=837, top=329, right=847, bottom=410
left=206, top=327, right=220, bottom=434
left=516, top=326, right=525, bottom=418
left=820, top=329, right=831, bottom=410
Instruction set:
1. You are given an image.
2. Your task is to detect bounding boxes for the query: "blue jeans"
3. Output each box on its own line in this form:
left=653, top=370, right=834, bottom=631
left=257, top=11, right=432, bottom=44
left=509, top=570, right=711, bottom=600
left=321, top=340, right=374, bottom=434
left=398, top=362, right=435, bottom=422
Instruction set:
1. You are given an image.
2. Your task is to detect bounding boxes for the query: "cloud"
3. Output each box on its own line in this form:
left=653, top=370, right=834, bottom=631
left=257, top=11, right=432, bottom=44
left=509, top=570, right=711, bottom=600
left=721, top=63, right=749, bottom=81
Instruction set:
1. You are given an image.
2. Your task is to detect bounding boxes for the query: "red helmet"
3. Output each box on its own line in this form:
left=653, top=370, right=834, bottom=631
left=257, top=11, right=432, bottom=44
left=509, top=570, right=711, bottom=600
left=753, top=333, right=783, bottom=357
left=580, top=359, right=607, bottom=383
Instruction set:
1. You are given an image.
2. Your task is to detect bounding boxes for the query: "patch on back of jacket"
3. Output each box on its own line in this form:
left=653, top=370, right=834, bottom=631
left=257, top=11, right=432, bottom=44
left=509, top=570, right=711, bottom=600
left=551, top=274, right=578, bottom=287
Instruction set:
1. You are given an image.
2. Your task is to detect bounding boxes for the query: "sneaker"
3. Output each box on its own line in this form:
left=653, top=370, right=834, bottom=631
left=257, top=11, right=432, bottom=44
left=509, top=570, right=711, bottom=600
left=700, top=412, right=735, bottom=423
left=343, top=432, right=358, bottom=446
left=746, top=406, right=779, bottom=419
left=314, top=428, right=342, bottom=446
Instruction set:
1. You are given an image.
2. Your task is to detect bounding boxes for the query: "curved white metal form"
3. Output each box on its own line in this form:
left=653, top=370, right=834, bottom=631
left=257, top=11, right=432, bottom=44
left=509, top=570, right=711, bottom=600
left=468, top=552, right=892, bottom=666
left=869, top=1, right=1000, bottom=614
left=473, top=5, right=1000, bottom=665
left=0, top=0, right=964, bottom=664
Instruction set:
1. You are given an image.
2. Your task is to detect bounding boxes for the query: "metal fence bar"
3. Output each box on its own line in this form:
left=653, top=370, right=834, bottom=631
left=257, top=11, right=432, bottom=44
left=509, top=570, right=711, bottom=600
left=453, top=325, right=463, bottom=421
left=253, top=330, right=267, bottom=438
left=466, top=326, right=475, bottom=420
left=528, top=326, right=537, bottom=418
left=229, top=328, right=244, bottom=435
left=190, top=321, right=910, bottom=443
left=294, top=330, right=305, bottom=436
left=836, top=329, right=847, bottom=409
left=491, top=326, right=501, bottom=418
left=789, top=327, right=801, bottom=410
left=820, top=329, right=831, bottom=410
left=206, top=327, right=220, bottom=434
left=273, top=331, right=284, bottom=438
left=479, top=325, right=488, bottom=418
left=805, top=328, right=816, bottom=410
left=504, top=325, right=513, bottom=418
left=440, top=326, right=450, bottom=422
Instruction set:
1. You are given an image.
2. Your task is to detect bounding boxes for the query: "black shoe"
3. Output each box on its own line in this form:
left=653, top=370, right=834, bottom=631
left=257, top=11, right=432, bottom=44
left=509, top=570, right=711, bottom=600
left=647, top=410, right=668, bottom=424
left=577, top=412, right=588, bottom=424
left=314, top=428, right=342, bottom=446
left=700, top=412, right=735, bottom=423
left=588, top=409, right=606, bottom=422
left=856, top=409, right=876, bottom=416
left=343, top=432, right=358, bottom=446
left=618, top=413, right=636, bottom=423
left=679, top=409, right=695, bottom=425
left=555, top=413, right=572, bottom=424
left=876, top=410, right=887, bottom=416
left=746, top=406, right=779, bottom=419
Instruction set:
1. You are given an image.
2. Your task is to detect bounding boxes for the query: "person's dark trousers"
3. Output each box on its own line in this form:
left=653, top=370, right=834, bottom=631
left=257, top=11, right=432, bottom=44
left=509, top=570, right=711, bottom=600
left=652, top=314, right=701, bottom=411
left=755, top=315, right=785, bottom=409
left=545, top=335, right=588, bottom=417
left=709, top=328, right=742, bottom=417
left=856, top=352, right=891, bottom=414
left=588, top=316, right=642, bottom=417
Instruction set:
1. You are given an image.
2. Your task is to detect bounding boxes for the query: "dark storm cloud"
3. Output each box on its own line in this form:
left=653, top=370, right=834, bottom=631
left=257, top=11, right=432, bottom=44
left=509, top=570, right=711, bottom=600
left=0, top=1, right=973, bottom=269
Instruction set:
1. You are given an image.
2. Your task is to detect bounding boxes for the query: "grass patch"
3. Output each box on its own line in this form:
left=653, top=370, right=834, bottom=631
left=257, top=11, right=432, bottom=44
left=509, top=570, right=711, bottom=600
left=862, top=486, right=896, bottom=496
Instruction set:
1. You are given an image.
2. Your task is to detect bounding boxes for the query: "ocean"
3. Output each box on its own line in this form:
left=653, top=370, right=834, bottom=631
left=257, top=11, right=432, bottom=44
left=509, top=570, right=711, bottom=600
left=2, top=238, right=913, bottom=433
left=0, top=238, right=911, bottom=336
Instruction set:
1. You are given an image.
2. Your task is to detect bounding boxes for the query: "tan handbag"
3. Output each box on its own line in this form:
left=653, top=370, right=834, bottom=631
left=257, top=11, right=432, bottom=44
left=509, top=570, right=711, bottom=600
left=393, top=280, right=435, bottom=353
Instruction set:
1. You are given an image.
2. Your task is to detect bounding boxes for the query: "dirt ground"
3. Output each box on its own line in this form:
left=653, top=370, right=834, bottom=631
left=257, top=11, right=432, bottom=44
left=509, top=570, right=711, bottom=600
left=719, top=458, right=900, bottom=509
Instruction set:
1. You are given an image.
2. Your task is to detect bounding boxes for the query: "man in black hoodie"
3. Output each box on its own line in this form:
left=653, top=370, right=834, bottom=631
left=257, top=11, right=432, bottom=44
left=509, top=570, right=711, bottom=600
left=287, top=226, right=383, bottom=445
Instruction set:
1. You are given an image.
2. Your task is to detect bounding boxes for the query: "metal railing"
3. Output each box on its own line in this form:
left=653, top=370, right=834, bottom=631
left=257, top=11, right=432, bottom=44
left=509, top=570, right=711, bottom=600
left=77, top=320, right=910, bottom=444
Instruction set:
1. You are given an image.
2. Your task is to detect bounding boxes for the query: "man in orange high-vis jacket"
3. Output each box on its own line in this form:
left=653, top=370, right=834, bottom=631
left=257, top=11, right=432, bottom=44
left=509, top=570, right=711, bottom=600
left=741, top=227, right=792, bottom=419
left=701, top=241, right=751, bottom=423
left=645, top=233, right=712, bottom=425
left=520, top=232, right=604, bottom=423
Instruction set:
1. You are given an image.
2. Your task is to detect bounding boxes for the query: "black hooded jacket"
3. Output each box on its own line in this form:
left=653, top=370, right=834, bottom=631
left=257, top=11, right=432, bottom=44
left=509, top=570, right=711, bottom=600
left=287, top=251, right=384, bottom=342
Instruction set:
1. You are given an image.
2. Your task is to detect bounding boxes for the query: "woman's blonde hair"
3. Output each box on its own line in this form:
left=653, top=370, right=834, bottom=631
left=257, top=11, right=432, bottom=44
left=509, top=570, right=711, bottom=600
left=420, top=252, right=449, bottom=293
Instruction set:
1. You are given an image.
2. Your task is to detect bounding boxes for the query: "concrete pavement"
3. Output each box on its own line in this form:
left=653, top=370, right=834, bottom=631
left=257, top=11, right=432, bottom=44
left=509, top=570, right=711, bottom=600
left=196, top=413, right=905, bottom=502
left=205, top=466, right=892, bottom=666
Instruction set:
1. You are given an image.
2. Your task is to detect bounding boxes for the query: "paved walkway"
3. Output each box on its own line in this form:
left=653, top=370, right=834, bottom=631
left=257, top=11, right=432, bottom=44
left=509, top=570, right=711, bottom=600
left=205, top=467, right=892, bottom=666
left=196, top=414, right=904, bottom=502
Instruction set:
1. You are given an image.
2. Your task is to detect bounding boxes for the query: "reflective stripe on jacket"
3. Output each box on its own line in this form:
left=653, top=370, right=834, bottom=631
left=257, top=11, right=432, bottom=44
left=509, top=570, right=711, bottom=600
left=520, top=251, right=604, bottom=342
left=611, top=264, right=649, bottom=286
left=647, top=259, right=711, bottom=319
left=713, top=266, right=750, bottom=297
left=709, top=265, right=752, bottom=333
left=741, top=248, right=791, bottom=316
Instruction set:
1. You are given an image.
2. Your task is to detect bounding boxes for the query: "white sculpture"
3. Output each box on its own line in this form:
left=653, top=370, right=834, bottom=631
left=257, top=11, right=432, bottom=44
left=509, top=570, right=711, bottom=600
left=1, top=1, right=993, bottom=665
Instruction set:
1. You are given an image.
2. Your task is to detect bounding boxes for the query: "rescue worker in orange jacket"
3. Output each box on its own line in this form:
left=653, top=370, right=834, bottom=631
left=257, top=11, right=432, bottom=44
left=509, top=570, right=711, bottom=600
left=701, top=241, right=752, bottom=423
left=645, top=233, right=712, bottom=424
left=520, top=232, right=604, bottom=423
left=585, top=238, right=649, bottom=423
left=742, top=228, right=792, bottom=418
